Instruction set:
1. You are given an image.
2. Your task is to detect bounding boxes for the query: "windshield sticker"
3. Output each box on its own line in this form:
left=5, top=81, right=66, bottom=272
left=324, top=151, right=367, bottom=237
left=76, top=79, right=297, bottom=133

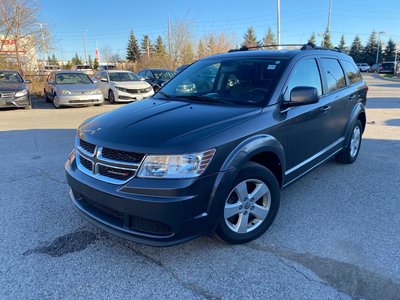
left=275, top=61, right=281, bottom=64
left=267, top=65, right=277, bottom=70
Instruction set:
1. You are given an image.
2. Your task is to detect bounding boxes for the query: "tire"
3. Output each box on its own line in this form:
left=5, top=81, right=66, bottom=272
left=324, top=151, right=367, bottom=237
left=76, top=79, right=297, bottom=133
left=53, top=94, right=61, bottom=109
left=108, top=90, right=116, bottom=104
left=216, top=161, right=280, bottom=244
left=336, top=119, right=363, bottom=164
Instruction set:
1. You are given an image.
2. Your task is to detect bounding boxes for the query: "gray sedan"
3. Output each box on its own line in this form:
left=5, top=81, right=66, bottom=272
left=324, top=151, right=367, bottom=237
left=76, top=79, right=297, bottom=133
left=44, top=71, right=104, bottom=108
left=0, top=70, right=31, bottom=109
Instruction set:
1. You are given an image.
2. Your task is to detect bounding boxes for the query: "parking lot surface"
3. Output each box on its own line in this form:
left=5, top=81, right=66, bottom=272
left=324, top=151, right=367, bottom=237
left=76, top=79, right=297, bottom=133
left=1, top=74, right=399, bottom=299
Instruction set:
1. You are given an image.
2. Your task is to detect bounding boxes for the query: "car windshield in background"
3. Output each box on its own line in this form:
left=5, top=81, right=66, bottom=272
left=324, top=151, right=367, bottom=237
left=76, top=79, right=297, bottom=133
left=159, top=58, right=287, bottom=106
left=55, top=73, right=92, bottom=84
left=109, top=72, right=140, bottom=82
left=0, top=71, right=23, bottom=83
left=153, top=70, right=175, bottom=80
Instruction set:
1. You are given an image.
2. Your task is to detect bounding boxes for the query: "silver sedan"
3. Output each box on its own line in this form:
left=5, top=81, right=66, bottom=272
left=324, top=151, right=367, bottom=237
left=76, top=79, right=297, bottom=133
left=44, top=71, right=104, bottom=109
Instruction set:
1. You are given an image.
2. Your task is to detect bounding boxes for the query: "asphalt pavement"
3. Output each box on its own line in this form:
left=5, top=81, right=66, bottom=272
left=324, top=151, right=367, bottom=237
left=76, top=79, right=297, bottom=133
left=1, top=73, right=399, bottom=299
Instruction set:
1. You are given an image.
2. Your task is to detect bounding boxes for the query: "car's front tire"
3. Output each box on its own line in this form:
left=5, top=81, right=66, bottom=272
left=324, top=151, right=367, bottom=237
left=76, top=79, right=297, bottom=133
left=53, top=94, right=61, bottom=109
left=108, top=90, right=116, bottom=104
left=336, top=119, right=363, bottom=164
left=216, top=161, right=280, bottom=244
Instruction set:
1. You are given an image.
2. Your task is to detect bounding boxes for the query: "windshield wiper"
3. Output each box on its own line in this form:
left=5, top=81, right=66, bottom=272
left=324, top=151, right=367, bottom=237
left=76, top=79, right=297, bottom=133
left=174, top=95, right=233, bottom=105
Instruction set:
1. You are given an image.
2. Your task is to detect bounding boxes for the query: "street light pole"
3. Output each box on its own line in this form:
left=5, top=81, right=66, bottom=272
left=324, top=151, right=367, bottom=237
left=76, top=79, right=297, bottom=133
left=376, top=31, right=384, bottom=64
left=83, top=30, right=88, bottom=64
left=277, top=0, right=281, bottom=49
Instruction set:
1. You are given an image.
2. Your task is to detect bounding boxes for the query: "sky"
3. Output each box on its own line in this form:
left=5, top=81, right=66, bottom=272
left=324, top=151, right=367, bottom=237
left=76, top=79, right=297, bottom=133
left=38, top=0, right=400, bottom=61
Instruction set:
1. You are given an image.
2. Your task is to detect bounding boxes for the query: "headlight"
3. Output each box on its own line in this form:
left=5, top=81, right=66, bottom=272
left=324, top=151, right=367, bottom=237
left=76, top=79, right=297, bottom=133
left=115, top=86, right=127, bottom=92
left=59, top=89, right=71, bottom=95
left=137, top=149, right=215, bottom=179
left=15, top=89, right=28, bottom=97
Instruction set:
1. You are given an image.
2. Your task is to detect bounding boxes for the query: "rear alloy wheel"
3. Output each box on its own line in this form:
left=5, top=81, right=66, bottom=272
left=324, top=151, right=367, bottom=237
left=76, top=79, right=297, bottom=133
left=108, top=90, right=116, bottom=104
left=53, top=94, right=61, bottom=109
left=216, top=162, right=280, bottom=244
left=336, top=119, right=363, bottom=164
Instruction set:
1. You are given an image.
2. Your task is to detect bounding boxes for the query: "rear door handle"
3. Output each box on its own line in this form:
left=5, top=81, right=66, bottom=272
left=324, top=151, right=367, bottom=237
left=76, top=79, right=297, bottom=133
left=349, top=94, right=357, bottom=100
left=321, top=105, right=331, bottom=111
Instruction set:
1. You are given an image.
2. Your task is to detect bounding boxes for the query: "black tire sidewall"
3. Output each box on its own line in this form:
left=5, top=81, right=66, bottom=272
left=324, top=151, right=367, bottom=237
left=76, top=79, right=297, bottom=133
left=109, top=90, right=115, bottom=104
left=336, top=119, right=363, bottom=164
left=216, top=162, right=280, bottom=244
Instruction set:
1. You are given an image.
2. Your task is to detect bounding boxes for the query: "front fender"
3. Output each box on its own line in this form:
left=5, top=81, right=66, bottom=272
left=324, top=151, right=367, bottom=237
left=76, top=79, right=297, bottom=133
left=205, top=134, right=285, bottom=231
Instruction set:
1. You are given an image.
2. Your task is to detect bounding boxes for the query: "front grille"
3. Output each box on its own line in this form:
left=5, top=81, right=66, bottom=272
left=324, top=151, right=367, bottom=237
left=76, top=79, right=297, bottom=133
left=69, top=99, right=98, bottom=103
left=126, top=88, right=151, bottom=94
left=0, top=92, right=15, bottom=99
left=102, top=148, right=144, bottom=163
left=79, top=139, right=96, bottom=154
left=98, top=164, right=136, bottom=181
left=81, top=197, right=173, bottom=236
left=79, top=155, right=93, bottom=171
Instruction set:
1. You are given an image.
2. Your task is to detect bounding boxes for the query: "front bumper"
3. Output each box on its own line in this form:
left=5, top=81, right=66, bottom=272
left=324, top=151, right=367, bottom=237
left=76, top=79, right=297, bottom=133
left=0, top=95, right=30, bottom=108
left=65, top=156, right=227, bottom=246
left=56, top=94, right=104, bottom=106
left=115, top=89, right=154, bottom=102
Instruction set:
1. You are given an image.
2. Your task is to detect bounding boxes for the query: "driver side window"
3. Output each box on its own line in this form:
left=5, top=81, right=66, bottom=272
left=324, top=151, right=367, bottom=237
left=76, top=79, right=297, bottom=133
left=284, top=59, right=322, bottom=101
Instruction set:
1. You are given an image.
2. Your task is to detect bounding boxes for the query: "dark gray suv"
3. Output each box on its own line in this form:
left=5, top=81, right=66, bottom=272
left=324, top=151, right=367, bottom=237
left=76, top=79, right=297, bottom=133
left=65, top=44, right=367, bottom=246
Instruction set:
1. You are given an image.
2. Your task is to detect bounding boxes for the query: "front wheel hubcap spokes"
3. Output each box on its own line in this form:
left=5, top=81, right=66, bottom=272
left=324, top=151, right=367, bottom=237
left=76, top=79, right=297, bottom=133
left=350, top=126, right=361, bottom=157
left=224, top=179, right=271, bottom=233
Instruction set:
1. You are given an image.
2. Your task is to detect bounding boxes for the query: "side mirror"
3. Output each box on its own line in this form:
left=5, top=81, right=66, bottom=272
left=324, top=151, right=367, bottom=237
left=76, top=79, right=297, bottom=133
left=24, top=79, right=31, bottom=84
left=282, top=86, right=318, bottom=109
left=101, top=78, right=108, bottom=82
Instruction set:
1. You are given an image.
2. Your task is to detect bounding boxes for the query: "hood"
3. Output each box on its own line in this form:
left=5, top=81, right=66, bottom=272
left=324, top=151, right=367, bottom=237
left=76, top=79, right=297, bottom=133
left=112, top=81, right=150, bottom=89
left=0, top=82, right=25, bottom=92
left=78, top=98, right=261, bottom=154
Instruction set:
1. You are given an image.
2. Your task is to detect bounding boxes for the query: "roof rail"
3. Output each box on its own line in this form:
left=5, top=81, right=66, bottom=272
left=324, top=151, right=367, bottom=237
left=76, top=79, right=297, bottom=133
left=300, top=42, right=341, bottom=52
left=228, top=42, right=341, bottom=53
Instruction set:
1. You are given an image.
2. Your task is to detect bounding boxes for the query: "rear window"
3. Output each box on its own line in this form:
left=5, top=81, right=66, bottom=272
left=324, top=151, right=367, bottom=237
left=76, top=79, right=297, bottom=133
left=341, top=61, right=362, bottom=85
left=321, top=58, right=346, bottom=93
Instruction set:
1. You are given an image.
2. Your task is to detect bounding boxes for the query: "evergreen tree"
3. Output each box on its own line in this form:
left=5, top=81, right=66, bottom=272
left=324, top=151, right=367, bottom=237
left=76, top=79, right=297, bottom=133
left=71, top=53, right=83, bottom=65
left=363, top=31, right=379, bottom=65
left=349, top=35, right=363, bottom=63
left=47, top=54, right=59, bottom=66
left=308, top=32, right=316, bottom=45
left=141, top=35, right=153, bottom=61
left=384, top=38, right=396, bottom=62
left=126, top=31, right=140, bottom=62
left=65, top=61, right=72, bottom=70
left=181, top=42, right=195, bottom=65
left=154, top=36, right=167, bottom=56
left=322, top=31, right=333, bottom=48
left=263, top=27, right=276, bottom=49
left=93, top=58, right=99, bottom=70
left=243, top=27, right=259, bottom=48
left=338, top=34, right=346, bottom=52
left=88, top=54, right=93, bottom=68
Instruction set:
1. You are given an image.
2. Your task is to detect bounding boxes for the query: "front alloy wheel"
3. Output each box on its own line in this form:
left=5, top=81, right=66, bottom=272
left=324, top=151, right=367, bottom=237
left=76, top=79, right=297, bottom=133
left=53, top=95, right=61, bottom=109
left=216, top=162, right=280, bottom=244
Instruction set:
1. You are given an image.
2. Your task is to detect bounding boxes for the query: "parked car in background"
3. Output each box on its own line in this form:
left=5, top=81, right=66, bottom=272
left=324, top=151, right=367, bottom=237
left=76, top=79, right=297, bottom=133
left=38, top=64, right=61, bottom=76
left=368, top=63, right=382, bottom=73
left=356, top=63, right=370, bottom=72
left=379, top=61, right=399, bottom=74
left=72, top=64, right=93, bottom=76
left=44, top=71, right=104, bottom=108
left=136, top=68, right=176, bottom=92
left=0, top=70, right=31, bottom=109
left=98, top=64, right=116, bottom=71
left=66, top=44, right=368, bottom=246
left=93, top=70, right=153, bottom=104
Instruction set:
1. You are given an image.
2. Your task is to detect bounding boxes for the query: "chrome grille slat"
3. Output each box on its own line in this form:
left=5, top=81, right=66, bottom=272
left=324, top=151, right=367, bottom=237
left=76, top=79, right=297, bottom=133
left=76, top=139, right=145, bottom=185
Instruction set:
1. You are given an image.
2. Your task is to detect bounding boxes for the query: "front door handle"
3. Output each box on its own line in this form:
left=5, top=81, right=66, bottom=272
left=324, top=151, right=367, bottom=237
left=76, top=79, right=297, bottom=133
left=321, top=105, right=331, bottom=111
left=349, top=94, right=357, bottom=100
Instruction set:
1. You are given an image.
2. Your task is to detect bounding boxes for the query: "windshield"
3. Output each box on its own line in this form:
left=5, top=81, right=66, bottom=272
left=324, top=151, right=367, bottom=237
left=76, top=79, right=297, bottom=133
left=0, top=71, right=23, bottom=83
left=153, top=70, right=175, bottom=80
left=158, top=57, right=287, bottom=106
left=55, top=73, right=93, bottom=84
left=109, top=72, right=139, bottom=82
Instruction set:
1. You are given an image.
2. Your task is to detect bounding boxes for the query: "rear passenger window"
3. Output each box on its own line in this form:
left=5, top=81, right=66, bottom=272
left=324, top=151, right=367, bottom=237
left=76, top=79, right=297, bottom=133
left=321, top=58, right=346, bottom=93
left=341, top=61, right=362, bottom=85
left=284, top=59, right=322, bottom=101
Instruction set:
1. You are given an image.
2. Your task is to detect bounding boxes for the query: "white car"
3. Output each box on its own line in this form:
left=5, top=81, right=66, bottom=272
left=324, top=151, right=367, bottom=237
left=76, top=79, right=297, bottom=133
left=356, top=63, right=370, bottom=72
left=93, top=70, right=154, bottom=104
